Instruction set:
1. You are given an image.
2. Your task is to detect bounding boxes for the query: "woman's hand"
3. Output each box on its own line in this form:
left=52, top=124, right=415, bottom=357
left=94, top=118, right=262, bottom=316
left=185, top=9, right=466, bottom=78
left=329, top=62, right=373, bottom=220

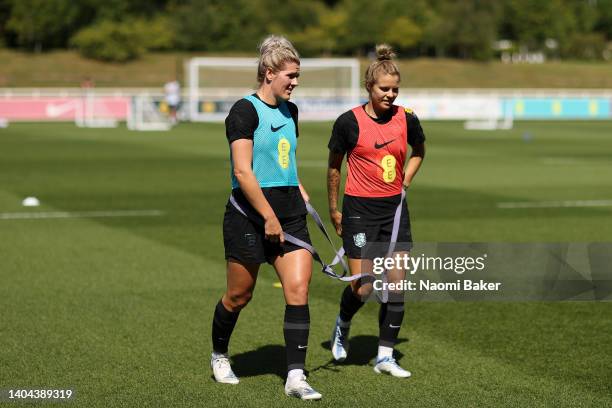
left=264, top=214, right=285, bottom=244
left=330, top=209, right=343, bottom=236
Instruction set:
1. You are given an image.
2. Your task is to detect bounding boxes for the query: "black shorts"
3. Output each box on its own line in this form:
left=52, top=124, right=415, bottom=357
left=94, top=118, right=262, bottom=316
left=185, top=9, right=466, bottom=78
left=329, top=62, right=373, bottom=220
left=341, top=201, right=413, bottom=259
left=223, top=201, right=311, bottom=265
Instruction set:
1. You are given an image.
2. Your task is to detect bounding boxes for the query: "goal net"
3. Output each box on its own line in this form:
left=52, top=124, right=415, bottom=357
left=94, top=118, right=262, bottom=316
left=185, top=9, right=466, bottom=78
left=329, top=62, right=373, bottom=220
left=127, top=94, right=173, bottom=131
left=187, top=57, right=360, bottom=122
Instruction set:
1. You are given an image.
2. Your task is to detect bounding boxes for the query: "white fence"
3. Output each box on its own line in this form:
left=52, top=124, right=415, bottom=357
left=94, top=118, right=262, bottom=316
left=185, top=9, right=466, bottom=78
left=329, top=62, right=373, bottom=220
left=1, top=88, right=611, bottom=122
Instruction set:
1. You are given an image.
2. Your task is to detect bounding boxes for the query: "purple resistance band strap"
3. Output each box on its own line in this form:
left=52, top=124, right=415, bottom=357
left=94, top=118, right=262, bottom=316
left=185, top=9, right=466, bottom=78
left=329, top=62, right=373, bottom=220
left=229, top=189, right=405, bottom=286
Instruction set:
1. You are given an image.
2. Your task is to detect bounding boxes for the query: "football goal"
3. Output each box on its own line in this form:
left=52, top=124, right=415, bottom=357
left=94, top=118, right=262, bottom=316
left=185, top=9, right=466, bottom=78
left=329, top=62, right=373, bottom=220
left=127, top=94, right=173, bottom=131
left=463, top=102, right=514, bottom=130
left=186, top=57, right=361, bottom=122
left=75, top=91, right=118, bottom=128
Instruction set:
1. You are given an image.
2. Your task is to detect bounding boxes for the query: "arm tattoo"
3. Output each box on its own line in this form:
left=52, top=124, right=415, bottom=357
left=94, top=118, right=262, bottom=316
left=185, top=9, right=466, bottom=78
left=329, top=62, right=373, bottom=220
left=327, top=152, right=343, bottom=212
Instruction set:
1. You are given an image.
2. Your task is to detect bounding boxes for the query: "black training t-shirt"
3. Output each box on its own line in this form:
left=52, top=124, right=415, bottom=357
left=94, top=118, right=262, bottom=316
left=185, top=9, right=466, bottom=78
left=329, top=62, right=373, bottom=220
left=328, top=106, right=426, bottom=222
left=225, top=93, right=306, bottom=219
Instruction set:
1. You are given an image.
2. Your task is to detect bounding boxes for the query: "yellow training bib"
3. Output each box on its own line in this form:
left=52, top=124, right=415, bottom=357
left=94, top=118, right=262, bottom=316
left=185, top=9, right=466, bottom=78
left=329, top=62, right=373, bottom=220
left=381, top=154, right=396, bottom=183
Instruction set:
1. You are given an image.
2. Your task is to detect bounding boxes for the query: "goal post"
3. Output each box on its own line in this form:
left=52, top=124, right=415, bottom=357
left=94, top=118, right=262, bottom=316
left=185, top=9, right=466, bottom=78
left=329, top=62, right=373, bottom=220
left=186, top=57, right=361, bottom=122
left=75, top=91, right=118, bottom=128
left=463, top=102, right=514, bottom=130
left=127, top=93, right=173, bottom=131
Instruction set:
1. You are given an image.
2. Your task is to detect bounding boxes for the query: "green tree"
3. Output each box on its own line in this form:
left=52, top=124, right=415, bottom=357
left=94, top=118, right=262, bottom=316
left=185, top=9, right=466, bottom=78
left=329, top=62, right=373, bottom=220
left=382, top=16, right=422, bottom=51
left=70, top=16, right=175, bottom=61
left=326, top=0, right=429, bottom=55
left=0, top=0, right=11, bottom=46
left=422, top=0, right=500, bottom=60
left=171, top=0, right=265, bottom=51
left=290, top=7, right=348, bottom=56
left=595, top=0, right=612, bottom=39
left=335, top=0, right=387, bottom=54
left=70, top=20, right=145, bottom=62
left=171, top=0, right=326, bottom=52
left=501, top=0, right=576, bottom=51
left=560, top=0, right=605, bottom=59
left=5, top=0, right=88, bottom=51
left=562, top=32, right=607, bottom=60
left=87, top=0, right=170, bottom=22
left=257, top=0, right=324, bottom=35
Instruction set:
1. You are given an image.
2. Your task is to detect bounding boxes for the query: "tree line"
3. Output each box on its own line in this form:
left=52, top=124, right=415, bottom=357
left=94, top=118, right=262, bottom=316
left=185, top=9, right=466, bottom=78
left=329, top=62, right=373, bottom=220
left=1, top=0, right=611, bottom=62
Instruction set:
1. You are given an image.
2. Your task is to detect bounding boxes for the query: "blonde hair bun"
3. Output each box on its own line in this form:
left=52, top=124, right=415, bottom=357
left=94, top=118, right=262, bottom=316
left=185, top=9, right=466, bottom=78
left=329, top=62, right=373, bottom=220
left=364, top=44, right=400, bottom=91
left=376, top=44, right=396, bottom=61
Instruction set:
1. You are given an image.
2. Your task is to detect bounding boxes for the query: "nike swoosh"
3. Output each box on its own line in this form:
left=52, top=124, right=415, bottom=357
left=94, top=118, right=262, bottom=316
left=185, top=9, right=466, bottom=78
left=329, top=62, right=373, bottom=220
left=389, top=324, right=401, bottom=329
left=271, top=123, right=287, bottom=132
left=46, top=101, right=77, bottom=117
left=374, top=139, right=396, bottom=149
left=297, top=345, right=308, bottom=349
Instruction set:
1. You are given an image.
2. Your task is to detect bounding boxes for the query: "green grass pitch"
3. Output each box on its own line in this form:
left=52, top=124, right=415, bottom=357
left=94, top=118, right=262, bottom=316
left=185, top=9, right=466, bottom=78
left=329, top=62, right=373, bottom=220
left=1, top=121, right=611, bottom=407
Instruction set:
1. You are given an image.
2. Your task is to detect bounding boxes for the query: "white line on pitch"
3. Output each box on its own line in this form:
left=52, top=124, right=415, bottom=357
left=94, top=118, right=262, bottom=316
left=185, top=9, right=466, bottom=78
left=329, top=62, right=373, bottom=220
left=0, top=210, right=165, bottom=220
left=497, top=200, right=612, bottom=209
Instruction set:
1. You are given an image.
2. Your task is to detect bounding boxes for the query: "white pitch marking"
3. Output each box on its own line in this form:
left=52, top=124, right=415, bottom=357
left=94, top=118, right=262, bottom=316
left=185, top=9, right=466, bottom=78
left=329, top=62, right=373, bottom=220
left=497, top=200, right=612, bottom=209
left=0, top=210, right=165, bottom=220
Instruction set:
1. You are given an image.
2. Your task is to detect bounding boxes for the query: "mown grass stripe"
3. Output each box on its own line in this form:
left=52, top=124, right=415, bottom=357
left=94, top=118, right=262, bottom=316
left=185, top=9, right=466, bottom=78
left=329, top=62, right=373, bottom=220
left=0, top=209, right=165, bottom=220
left=498, top=200, right=612, bottom=209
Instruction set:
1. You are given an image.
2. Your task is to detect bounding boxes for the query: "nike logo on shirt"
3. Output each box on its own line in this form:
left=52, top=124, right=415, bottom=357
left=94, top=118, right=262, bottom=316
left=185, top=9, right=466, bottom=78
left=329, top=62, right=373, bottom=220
left=374, top=139, right=395, bottom=149
left=271, top=123, right=287, bottom=132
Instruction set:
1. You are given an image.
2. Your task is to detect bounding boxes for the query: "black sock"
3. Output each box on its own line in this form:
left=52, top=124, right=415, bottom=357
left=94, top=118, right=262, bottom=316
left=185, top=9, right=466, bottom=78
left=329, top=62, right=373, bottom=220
left=212, top=299, right=240, bottom=354
left=339, top=285, right=365, bottom=322
left=378, top=302, right=405, bottom=347
left=284, top=304, right=310, bottom=372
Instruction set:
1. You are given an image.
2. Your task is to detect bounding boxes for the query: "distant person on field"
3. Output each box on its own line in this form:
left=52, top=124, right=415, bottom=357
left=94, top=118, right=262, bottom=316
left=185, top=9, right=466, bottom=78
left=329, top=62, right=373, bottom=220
left=81, top=77, right=94, bottom=100
left=327, top=44, right=426, bottom=377
left=81, top=76, right=94, bottom=90
left=210, top=35, right=322, bottom=400
left=164, top=78, right=180, bottom=124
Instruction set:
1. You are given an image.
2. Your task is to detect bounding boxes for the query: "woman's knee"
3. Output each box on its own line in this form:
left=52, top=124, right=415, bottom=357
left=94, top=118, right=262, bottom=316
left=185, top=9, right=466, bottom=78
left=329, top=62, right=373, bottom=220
left=284, top=282, right=309, bottom=304
left=351, top=281, right=373, bottom=298
left=224, top=290, right=253, bottom=311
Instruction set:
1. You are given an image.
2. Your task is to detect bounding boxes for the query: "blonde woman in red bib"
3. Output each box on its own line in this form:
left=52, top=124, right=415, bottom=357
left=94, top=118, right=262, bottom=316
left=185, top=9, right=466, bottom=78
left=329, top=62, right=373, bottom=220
left=326, top=44, right=426, bottom=377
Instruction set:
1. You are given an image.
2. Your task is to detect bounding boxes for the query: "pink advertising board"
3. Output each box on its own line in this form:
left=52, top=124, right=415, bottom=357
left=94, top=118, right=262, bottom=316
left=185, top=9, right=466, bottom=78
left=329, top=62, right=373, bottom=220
left=0, top=96, right=129, bottom=121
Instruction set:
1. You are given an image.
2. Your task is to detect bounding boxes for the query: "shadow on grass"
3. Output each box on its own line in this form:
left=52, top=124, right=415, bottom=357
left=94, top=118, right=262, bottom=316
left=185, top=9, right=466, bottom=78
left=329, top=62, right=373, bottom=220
left=231, top=344, right=286, bottom=380
left=226, top=335, right=408, bottom=380
left=311, top=335, right=408, bottom=373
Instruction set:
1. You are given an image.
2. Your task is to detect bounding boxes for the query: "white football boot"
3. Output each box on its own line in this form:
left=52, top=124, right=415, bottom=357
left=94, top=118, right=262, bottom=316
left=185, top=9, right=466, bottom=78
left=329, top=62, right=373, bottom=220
left=211, top=352, right=239, bottom=384
left=373, top=356, right=411, bottom=378
left=285, top=374, right=322, bottom=400
left=330, top=316, right=350, bottom=362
